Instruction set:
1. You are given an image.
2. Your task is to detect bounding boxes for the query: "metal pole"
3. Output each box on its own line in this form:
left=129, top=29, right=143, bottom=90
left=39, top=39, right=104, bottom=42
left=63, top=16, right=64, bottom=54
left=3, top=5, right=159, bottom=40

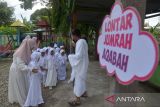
left=17, top=28, right=20, bottom=46
left=69, top=25, right=72, bottom=54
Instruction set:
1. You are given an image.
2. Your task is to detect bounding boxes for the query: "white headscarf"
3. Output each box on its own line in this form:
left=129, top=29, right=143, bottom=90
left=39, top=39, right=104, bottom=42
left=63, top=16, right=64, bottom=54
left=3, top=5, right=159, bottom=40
left=55, top=47, right=60, bottom=53
left=35, top=48, right=40, bottom=52
left=47, top=48, right=55, bottom=60
left=48, top=48, right=54, bottom=55
left=43, top=47, right=48, bottom=51
left=40, top=48, right=46, bottom=53
left=31, top=52, right=41, bottom=63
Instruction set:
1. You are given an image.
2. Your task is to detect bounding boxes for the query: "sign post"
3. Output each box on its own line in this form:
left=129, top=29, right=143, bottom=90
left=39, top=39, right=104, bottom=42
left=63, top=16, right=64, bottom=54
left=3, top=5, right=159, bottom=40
left=97, top=1, right=159, bottom=85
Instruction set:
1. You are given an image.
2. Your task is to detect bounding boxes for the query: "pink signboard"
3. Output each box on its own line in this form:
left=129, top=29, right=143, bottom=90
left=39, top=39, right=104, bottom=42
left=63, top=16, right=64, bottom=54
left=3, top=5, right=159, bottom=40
left=97, top=1, right=159, bottom=85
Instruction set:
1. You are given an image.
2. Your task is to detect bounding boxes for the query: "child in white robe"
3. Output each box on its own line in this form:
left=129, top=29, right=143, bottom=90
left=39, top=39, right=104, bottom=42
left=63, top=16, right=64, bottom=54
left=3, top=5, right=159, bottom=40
left=39, top=49, right=48, bottom=86
left=24, top=52, right=44, bottom=107
left=45, top=48, right=57, bottom=89
left=60, top=45, right=67, bottom=61
left=57, top=49, right=67, bottom=80
left=55, top=47, right=60, bottom=76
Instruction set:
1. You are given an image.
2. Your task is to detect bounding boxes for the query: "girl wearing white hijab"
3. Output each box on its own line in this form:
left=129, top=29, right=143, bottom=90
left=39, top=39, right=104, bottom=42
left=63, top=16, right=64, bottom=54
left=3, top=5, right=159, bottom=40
left=8, top=37, right=38, bottom=106
left=57, top=49, right=67, bottom=80
left=45, top=48, right=57, bottom=89
left=55, top=47, right=61, bottom=76
left=39, top=48, right=48, bottom=86
left=24, top=52, right=44, bottom=107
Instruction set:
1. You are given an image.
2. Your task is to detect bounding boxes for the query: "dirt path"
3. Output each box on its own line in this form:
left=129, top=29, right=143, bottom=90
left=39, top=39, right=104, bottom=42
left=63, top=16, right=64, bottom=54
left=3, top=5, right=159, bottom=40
left=1, top=59, right=159, bottom=107
left=0, top=60, right=115, bottom=107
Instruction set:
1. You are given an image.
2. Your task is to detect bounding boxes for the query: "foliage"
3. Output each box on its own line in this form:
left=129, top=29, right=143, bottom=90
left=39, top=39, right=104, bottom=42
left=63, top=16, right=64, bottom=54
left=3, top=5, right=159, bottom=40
left=30, top=8, right=50, bottom=22
left=22, top=18, right=35, bottom=32
left=19, top=0, right=37, bottom=10
left=19, top=0, right=75, bottom=34
left=0, top=1, right=15, bottom=26
left=0, top=26, right=16, bottom=35
left=149, top=23, right=160, bottom=40
left=57, top=36, right=66, bottom=43
left=51, top=0, right=75, bottom=34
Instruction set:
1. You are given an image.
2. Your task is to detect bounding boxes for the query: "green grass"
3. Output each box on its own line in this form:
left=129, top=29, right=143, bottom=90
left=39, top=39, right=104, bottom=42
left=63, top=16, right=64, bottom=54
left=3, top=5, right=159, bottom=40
left=149, top=65, right=160, bottom=87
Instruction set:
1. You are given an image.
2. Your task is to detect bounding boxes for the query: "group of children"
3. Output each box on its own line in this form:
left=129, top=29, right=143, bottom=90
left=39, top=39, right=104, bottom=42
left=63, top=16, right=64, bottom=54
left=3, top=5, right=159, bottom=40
left=24, top=45, right=67, bottom=107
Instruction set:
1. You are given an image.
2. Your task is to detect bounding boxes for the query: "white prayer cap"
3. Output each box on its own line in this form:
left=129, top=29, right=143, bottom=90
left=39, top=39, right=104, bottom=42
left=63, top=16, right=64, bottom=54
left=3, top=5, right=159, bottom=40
left=60, top=45, right=64, bottom=49
left=40, top=48, right=46, bottom=53
left=60, top=49, right=65, bottom=54
left=54, top=43, right=58, bottom=48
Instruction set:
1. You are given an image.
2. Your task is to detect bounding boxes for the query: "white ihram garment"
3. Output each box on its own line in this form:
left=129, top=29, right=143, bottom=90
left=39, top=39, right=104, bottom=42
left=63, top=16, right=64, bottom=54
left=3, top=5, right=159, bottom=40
left=68, top=39, right=89, bottom=97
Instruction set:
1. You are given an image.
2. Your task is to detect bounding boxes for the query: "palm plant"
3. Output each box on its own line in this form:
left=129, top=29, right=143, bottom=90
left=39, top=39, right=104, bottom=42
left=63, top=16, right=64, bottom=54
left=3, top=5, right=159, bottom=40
left=149, top=23, right=160, bottom=43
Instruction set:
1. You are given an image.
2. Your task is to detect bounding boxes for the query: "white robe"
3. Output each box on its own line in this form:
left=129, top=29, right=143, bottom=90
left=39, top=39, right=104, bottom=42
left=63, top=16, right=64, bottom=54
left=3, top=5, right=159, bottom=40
left=8, top=56, right=31, bottom=106
left=57, top=55, right=67, bottom=80
left=39, top=56, right=48, bottom=84
left=68, top=39, right=89, bottom=97
left=24, top=62, right=44, bottom=107
left=69, top=68, right=75, bottom=82
left=45, top=55, right=57, bottom=87
left=55, top=53, right=60, bottom=76
left=64, top=54, right=68, bottom=61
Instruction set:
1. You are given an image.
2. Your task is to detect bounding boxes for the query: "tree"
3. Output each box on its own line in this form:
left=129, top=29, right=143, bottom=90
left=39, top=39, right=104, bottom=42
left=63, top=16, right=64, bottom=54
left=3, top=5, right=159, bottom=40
left=22, top=18, right=35, bottom=32
left=19, top=0, right=75, bottom=34
left=51, top=0, right=75, bottom=34
left=19, top=0, right=37, bottom=10
left=30, top=8, right=50, bottom=22
left=0, top=1, right=15, bottom=26
left=149, top=23, right=160, bottom=41
left=0, top=26, right=16, bottom=35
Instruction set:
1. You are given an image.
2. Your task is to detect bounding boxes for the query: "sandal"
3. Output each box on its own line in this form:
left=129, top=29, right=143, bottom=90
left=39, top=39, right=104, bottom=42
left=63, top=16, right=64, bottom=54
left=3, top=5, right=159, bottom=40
left=68, top=99, right=81, bottom=106
left=81, top=92, right=88, bottom=98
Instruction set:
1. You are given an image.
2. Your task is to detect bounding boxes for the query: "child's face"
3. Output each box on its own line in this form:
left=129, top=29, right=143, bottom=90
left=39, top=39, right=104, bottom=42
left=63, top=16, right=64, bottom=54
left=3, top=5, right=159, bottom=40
left=61, top=52, right=64, bottom=56
left=41, top=52, right=45, bottom=57
left=46, top=49, right=48, bottom=54
left=50, top=51, right=54, bottom=55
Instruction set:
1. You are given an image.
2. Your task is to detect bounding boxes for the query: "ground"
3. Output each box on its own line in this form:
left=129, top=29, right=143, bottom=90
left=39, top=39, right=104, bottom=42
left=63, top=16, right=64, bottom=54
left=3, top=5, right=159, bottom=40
left=0, top=58, right=159, bottom=107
